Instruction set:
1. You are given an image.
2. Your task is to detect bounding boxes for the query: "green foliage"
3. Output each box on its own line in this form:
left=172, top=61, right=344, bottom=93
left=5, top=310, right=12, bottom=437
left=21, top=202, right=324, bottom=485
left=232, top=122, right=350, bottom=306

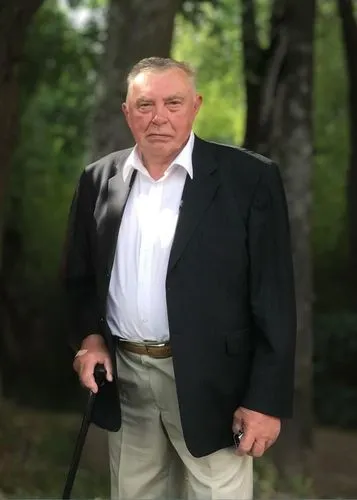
left=7, top=0, right=100, bottom=286
left=0, top=401, right=109, bottom=498
left=237, top=0, right=273, bottom=50
left=254, top=458, right=280, bottom=498
left=254, top=457, right=314, bottom=499
left=180, top=0, right=220, bottom=24
left=173, top=0, right=246, bottom=144
left=0, top=1, right=101, bottom=403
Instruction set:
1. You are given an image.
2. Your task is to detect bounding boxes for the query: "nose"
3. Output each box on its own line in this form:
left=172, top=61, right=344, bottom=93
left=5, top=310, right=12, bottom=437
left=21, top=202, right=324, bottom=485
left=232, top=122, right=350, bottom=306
left=151, top=104, right=168, bottom=125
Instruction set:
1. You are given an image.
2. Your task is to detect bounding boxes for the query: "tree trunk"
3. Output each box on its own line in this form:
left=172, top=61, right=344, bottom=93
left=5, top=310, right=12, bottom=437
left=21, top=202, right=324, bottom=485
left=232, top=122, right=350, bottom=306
left=91, top=0, right=181, bottom=160
left=266, top=0, right=316, bottom=481
left=241, top=0, right=286, bottom=152
left=241, top=0, right=316, bottom=482
left=0, top=0, right=43, bottom=400
left=0, top=0, right=43, bottom=263
left=256, top=0, right=289, bottom=156
left=336, top=0, right=357, bottom=286
left=241, top=0, right=264, bottom=150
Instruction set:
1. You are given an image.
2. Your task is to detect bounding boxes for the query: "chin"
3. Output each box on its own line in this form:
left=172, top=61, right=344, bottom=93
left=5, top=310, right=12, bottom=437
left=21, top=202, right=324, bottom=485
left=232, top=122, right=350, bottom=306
left=146, top=140, right=174, bottom=151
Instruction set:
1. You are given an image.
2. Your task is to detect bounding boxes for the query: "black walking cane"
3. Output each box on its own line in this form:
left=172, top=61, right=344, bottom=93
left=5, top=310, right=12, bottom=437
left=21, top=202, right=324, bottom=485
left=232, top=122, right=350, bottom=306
left=62, top=363, right=107, bottom=499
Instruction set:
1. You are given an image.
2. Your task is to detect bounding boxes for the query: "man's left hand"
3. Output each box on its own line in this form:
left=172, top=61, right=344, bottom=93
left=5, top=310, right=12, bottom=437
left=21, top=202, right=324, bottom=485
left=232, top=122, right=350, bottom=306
left=232, top=407, right=281, bottom=458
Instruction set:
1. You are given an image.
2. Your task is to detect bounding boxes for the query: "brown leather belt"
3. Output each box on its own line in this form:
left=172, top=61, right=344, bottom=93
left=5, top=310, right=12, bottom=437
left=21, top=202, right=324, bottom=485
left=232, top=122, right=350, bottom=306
left=115, top=338, right=172, bottom=358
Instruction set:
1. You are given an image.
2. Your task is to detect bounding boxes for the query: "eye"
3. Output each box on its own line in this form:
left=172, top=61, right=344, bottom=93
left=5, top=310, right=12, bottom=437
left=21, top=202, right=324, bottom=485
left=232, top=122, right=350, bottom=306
left=138, top=102, right=152, bottom=111
left=167, top=100, right=182, bottom=109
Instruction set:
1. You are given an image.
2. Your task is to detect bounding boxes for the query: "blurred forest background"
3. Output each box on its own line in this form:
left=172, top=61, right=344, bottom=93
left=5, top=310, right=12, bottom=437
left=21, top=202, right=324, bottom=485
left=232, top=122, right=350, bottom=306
left=1, top=0, right=357, bottom=497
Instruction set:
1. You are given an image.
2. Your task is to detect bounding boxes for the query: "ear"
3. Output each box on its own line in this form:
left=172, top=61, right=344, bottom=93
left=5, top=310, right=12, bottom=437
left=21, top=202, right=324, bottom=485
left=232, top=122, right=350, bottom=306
left=194, top=94, right=203, bottom=115
left=122, top=102, right=129, bottom=119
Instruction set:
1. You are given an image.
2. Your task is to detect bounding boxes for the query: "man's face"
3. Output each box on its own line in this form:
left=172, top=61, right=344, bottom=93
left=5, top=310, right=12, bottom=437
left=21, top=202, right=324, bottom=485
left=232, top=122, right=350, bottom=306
left=122, top=68, right=202, bottom=160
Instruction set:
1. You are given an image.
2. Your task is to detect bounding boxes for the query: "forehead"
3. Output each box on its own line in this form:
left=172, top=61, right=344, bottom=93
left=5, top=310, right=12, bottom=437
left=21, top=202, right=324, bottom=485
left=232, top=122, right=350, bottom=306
left=128, top=68, right=193, bottom=100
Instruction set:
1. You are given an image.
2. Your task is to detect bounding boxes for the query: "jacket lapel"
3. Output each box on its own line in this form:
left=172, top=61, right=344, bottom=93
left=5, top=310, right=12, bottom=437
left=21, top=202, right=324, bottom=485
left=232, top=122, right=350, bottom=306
left=167, top=137, right=219, bottom=273
left=97, top=150, right=136, bottom=282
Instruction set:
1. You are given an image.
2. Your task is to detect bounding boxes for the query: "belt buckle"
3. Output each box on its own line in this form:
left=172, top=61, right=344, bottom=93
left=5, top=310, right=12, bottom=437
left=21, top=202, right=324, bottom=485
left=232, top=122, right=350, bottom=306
left=143, top=341, right=168, bottom=348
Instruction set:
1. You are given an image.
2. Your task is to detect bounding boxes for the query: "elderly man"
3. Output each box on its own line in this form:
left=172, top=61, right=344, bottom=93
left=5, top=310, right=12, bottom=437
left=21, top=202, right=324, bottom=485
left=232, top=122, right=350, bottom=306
left=63, top=57, right=296, bottom=499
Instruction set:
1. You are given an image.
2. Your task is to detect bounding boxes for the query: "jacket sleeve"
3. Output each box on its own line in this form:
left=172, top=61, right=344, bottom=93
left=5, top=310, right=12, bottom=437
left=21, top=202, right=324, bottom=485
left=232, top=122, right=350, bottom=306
left=242, top=162, right=297, bottom=418
left=61, top=169, right=102, bottom=350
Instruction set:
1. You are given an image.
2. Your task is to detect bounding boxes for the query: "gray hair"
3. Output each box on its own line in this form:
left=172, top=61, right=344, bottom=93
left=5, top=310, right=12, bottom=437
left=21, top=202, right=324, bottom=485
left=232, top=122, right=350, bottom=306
left=126, top=57, right=197, bottom=91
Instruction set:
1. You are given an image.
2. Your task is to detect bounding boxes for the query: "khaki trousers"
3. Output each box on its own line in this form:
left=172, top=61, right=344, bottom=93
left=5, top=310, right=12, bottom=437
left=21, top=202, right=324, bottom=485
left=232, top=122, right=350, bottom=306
left=108, top=348, right=253, bottom=499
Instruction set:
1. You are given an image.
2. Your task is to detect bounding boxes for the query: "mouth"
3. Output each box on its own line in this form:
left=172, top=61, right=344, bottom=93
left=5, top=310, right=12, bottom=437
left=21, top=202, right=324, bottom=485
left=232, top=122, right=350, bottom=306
left=147, top=133, right=172, bottom=139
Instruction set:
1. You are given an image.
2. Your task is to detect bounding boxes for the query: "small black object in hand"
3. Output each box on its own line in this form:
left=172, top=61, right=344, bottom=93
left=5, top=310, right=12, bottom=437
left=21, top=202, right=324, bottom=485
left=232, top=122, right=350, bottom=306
left=233, top=430, right=244, bottom=448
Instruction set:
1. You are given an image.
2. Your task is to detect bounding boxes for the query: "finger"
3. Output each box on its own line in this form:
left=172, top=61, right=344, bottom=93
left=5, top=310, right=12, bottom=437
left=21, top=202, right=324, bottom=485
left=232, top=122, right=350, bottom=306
left=232, top=421, right=243, bottom=436
left=86, top=375, right=98, bottom=394
left=232, top=413, right=243, bottom=435
left=249, top=440, right=266, bottom=458
left=81, top=365, right=98, bottom=393
left=235, top=432, right=254, bottom=456
left=73, top=357, right=82, bottom=374
left=265, top=439, right=275, bottom=451
left=104, top=358, right=113, bottom=382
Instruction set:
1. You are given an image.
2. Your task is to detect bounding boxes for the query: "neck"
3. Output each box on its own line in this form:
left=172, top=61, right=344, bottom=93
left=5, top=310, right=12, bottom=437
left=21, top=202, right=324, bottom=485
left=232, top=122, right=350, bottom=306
left=138, top=153, right=171, bottom=179
left=139, top=139, right=189, bottom=180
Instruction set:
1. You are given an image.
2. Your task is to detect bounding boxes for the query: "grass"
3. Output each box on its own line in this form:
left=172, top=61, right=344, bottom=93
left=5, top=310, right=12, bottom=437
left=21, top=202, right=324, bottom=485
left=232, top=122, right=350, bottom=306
left=0, top=399, right=109, bottom=498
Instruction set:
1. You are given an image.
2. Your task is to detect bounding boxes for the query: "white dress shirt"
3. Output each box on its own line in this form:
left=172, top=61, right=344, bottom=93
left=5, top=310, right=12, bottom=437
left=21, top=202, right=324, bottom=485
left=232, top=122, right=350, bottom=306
left=106, top=132, right=195, bottom=342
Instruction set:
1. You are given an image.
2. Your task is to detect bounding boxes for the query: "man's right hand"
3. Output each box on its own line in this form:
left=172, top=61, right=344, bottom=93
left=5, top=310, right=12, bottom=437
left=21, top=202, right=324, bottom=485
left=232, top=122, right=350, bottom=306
left=73, top=334, right=113, bottom=393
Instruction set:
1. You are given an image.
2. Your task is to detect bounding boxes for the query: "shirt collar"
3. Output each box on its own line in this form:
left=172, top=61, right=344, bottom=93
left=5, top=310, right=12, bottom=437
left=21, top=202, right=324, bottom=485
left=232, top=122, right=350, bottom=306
left=122, top=131, right=195, bottom=182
